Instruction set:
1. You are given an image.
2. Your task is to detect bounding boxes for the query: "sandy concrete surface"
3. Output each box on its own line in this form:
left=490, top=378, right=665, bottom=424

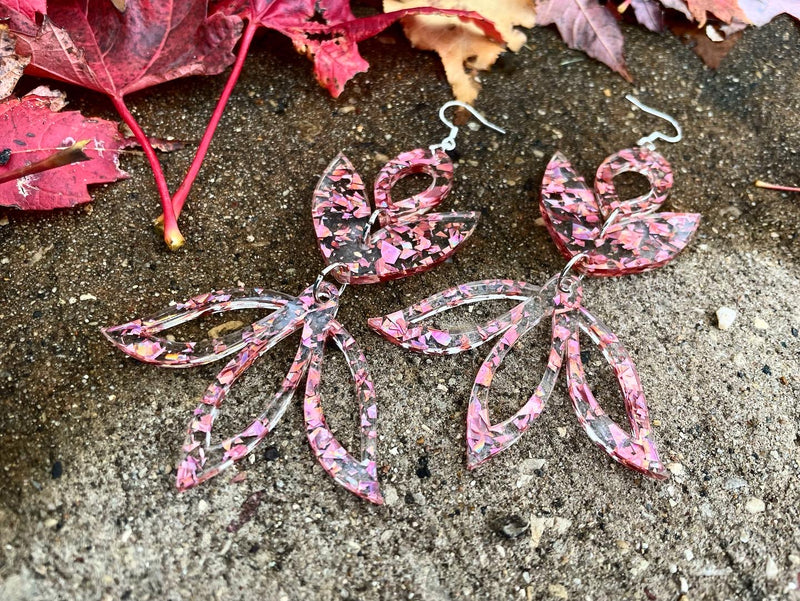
left=1, top=17, right=798, bottom=601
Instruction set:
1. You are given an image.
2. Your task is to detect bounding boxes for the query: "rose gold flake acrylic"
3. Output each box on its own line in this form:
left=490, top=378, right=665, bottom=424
left=371, top=96, right=699, bottom=480
left=102, top=101, right=504, bottom=503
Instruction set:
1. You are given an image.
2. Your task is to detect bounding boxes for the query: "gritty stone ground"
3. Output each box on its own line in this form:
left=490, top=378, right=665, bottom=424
left=1, top=17, right=799, bottom=601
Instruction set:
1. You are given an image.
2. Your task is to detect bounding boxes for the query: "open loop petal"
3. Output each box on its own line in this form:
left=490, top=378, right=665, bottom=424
left=594, top=146, right=673, bottom=216
left=465, top=278, right=578, bottom=467
left=373, top=147, right=453, bottom=218
left=101, top=288, right=296, bottom=366
left=369, top=279, right=542, bottom=354
left=304, top=319, right=382, bottom=504
left=563, top=306, right=668, bottom=479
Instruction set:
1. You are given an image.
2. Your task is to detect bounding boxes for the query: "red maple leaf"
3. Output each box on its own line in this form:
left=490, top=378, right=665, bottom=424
left=0, top=88, right=127, bottom=211
left=11, top=0, right=243, bottom=248
left=0, top=1, right=46, bottom=34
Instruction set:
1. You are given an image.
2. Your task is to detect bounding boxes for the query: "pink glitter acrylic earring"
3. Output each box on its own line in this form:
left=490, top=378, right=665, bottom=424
left=370, top=96, right=701, bottom=479
left=102, top=101, right=504, bottom=504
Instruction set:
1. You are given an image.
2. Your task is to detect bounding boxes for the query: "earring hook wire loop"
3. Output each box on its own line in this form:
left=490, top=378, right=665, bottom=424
left=625, top=94, right=682, bottom=148
left=430, top=100, right=506, bottom=152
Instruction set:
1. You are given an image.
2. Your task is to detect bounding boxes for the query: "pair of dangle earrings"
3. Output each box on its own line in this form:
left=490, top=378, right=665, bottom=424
left=102, top=101, right=505, bottom=505
left=104, top=96, right=700, bottom=504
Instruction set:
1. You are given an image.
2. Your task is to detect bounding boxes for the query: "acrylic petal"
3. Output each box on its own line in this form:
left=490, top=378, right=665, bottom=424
left=466, top=278, right=579, bottom=467
left=176, top=285, right=340, bottom=491
left=594, top=146, right=673, bottom=216
left=373, top=147, right=453, bottom=217
left=304, top=319, right=383, bottom=504
left=540, top=151, right=605, bottom=259
left=101, top=288, right=296, bottom=366
left=340, top=211, right=479, bottom=283
left=581, top=211, right=701, bottom=276
left=369, top=279, right=541, bottom=355
left=563, top=306, right=668, bottom=479
left=312, top=152, right=372, bottom=267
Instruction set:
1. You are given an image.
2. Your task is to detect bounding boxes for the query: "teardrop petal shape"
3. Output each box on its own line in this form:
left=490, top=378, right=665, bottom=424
left=101, top=288, right=296, bottom=367
left=594, top=146, right=673, bottom=216
left=336, top=211, right=480, bottom=284
left=581, top=212, right=701, bottom=276
left=465, top=277, right=575, bottom=467
left=563, top=306, right=668, bottom=479
left=304, top=319, right=383, bottom=504
left=373, top=147, right=453, bottom=217
left=540, top=151, right=605, bottom=260
left=368, top=279, right=539, bottom=355
left=312, top=152, right=372, bottom=267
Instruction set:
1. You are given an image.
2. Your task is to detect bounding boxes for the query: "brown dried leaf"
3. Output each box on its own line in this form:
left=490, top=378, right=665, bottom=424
left=383, top=0, right=535, bottom=103
left=0, top=25, right=29, bottom=100
left=670, top=20, right=743, bottom=67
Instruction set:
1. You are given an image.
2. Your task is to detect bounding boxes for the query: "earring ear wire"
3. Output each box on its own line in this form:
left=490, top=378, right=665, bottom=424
left=430, top=100, right=506, bottom=152
left=625, top=94, right=682, bottom=147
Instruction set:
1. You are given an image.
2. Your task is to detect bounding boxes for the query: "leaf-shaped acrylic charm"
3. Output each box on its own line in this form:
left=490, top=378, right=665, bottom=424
left=368, top=279, right=539, bottom=355
left=594, top=146, right=673, bottom=216
left=540, top=151, right=700, bottom=277
left=466, top=277, right=578, bottom=467
left=304, top=319, right=382, bottom=504
left=102, top=287, right=300, bottom=366
left=583, top=212, right=701, bottom=276
left=176, top=283, right=338, bottom=491
left=372, top=147, right=454, bottom=218
left=312, top=150, right=478, bottom=284
left=562, top=305, right=668, bottom=479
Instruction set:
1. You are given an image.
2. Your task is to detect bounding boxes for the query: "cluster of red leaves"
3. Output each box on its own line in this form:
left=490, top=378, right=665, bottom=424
left=0, top=0, right=796, bottom=247
left=1, top=0, right=501, bottom=249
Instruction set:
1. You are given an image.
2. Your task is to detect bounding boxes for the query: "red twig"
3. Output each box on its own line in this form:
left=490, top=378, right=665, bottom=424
left=111, top=95, right=184, bottom=250
left=168, top=19, right=259, bottom=221
left=755, top=180, right=800, bottom=193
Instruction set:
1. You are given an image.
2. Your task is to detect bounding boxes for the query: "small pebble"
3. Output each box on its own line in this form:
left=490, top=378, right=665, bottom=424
left=765, top=556, right=779, bottom=579
left=716, top=306, right=737, bottom=330
left=51, top=461, right=63, bottom=479
left=263, top=446, right=280, bottom=461
left=197, top=499, right=209, bottom=513
left=492, top=514, right=529, bottom=539
left=745, top=497, right=765, bottom=513
left=383, top=485, right=399, bottom=506
left=667, top=462, right=685, bottom=476
left=548, top=583, right=568, bottom=599
left=753, top=317, right=768, bottom=330
left=43, top=518, right=58, bottom=529
left=684, top=549, right=694, bottom=561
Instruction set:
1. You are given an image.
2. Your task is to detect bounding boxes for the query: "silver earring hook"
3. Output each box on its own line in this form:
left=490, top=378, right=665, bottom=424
left=430, top=101, right=506, bottom=152
left=625, top=94, right=682, bottom=148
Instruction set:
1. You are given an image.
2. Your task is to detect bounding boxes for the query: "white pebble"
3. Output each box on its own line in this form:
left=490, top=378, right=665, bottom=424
left=716, top=306, right=737, bottom=330
left=667, top=462, right=685, bottom=476
left=745, top=497, right=765, bottom=514
left=684, top=549, right=694, bottom=561
left=197, top=499, right=209, bottom=513
left=753, top=317, right=768, bottom=330
left=766, top=557, right=779, bottom=579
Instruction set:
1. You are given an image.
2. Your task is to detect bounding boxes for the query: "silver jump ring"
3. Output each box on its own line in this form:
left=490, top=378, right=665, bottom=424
left=598, top=207, right=621, bottom=241
left=362, top=209, right=386, bottom=243
left=313, top=262, right=348, bottom=302
left=558, top=252, right=588, bottom=292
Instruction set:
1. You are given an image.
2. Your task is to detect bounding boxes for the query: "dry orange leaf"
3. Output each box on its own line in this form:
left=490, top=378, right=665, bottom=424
left=383, top=0, right=535, bottom=104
